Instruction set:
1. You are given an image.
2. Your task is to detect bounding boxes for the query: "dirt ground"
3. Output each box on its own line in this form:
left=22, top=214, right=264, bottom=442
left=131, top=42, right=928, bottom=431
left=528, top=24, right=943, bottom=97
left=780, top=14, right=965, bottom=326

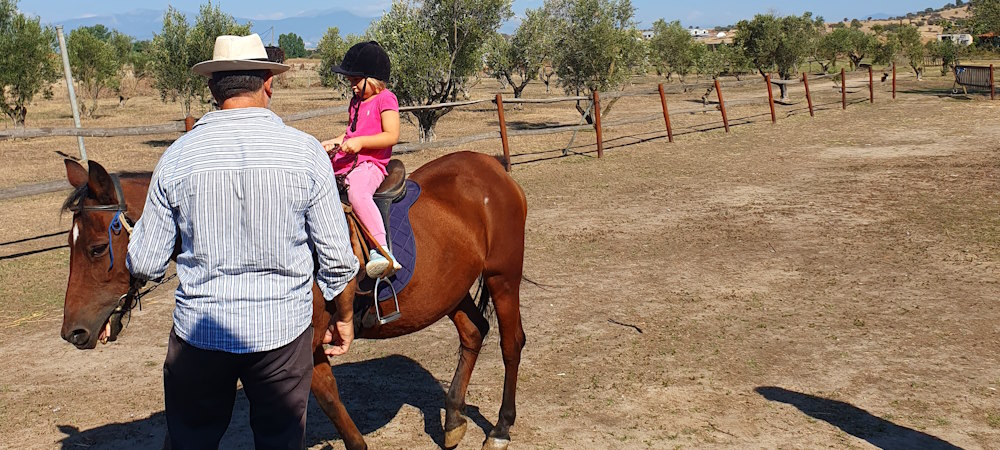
left=1, top=65, right=999, bottom=449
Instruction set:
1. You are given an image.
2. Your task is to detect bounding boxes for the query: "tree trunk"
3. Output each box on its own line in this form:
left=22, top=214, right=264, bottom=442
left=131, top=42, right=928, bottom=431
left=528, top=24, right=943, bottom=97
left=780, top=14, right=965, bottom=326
left=513, top=85, right=525, bottom=98
left=912, top=65, right=923, bottom=81
left=415, top=111, right=440, bottom=142
left=574, top=100, right=594, bottom=125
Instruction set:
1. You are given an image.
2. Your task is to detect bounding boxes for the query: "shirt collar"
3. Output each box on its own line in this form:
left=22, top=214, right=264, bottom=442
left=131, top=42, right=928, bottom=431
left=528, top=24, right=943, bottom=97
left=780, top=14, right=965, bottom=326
left=192, top=107, right=284, bottom=129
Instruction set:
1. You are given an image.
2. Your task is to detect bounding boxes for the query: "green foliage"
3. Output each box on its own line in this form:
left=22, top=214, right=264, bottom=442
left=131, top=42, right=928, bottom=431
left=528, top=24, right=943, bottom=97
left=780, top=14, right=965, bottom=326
left=972, top=0, right=1000, bottom=35
left=278, top=32, right=307, bottom=58
left=150, top=2, right=251, bottom=116
left=483, top=7, right=551, bottom=98
left=734, top=12, right=823, bottom=82
left=0, top=0, right=59, bottom=126
left=547, top=0, right=642, bottom=97
left=819, top=27, right=875, bottom=71
left=694, top=44, right=726, bottom=79
left=67, top=26, right=132, bottom=116
left=927, top=39, right=966, bottom=74
left=873, top=24, right=925, bottom=78
left=370, top=0, right=512, bottom=142
left=648, top=19, right=696, bottom=81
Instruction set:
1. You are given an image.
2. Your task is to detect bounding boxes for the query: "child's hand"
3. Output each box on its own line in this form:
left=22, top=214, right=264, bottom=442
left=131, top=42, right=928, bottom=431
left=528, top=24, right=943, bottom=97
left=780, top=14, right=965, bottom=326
left=340, top=137, right=363, bottom=154
left=321, top=137, right=343, bottom=153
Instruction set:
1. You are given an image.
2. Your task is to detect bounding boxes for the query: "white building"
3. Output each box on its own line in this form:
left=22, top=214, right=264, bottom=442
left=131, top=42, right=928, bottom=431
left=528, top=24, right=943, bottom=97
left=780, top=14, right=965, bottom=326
left=641, top=29, right=654, bottom=40
left=689, top=28, right=710, bottom=38
left=937, top=34, right=973, bottom=46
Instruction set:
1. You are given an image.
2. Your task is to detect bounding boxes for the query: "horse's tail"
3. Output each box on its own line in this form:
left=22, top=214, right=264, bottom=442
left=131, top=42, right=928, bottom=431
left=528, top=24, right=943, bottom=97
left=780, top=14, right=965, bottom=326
left=475, top=275, right=494, bottom=321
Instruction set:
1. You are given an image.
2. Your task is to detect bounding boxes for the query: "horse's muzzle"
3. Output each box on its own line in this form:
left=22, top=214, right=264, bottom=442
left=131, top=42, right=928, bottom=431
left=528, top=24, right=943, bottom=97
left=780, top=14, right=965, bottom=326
left=64, top=327, right=92, bottom=348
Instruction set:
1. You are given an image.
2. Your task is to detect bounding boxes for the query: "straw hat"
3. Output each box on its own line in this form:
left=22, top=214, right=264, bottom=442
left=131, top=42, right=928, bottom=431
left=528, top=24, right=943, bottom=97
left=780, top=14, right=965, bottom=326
left=192, top=34, right=290, bottom=77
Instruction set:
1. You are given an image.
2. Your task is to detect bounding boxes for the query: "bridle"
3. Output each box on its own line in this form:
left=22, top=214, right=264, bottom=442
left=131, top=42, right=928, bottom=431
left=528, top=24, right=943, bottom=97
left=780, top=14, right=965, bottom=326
left=67, top=174, right=144, bottom=321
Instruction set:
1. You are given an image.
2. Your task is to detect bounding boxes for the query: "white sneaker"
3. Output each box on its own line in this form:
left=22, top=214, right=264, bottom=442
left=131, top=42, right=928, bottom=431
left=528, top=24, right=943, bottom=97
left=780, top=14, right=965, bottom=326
left=366, top=248, right=402, bottom=278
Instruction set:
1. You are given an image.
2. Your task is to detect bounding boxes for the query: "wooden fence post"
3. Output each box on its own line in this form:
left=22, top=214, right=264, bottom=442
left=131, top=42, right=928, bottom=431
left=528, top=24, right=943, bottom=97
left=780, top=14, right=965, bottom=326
left=991, top=64, right=995, bottom=100
left=803, top=73, right=815, bottom=117
left=495, top=94, right=511, bottom=172
left=765, top=74, right=776, bottom=124
left=841, top=67, right=847, bottom=110
left=892, top=64, right=897, bottom=100
left=56, top=25, right=87, bottom=162
left=714, top=78, right=729, bottom=133
left=869, top=65, right=874, bottom=104
left=657, top=84, right=674, bottom=143
left=592, top=91, right=603, bottom=158
left=184, top=116, right=195, bottom=132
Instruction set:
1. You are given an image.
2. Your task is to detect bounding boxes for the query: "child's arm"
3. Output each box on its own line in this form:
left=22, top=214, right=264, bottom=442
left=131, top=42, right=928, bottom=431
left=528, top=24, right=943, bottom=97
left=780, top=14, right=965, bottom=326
left=321, top=133, right=346, bottom=152
left=340, top=110, right=400, bottom=154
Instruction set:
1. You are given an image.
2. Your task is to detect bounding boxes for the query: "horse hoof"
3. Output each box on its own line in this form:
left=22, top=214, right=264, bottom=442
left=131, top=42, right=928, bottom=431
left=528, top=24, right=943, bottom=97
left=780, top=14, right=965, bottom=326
left=482, top=437, right=510, bottom=450
left=444, top=421, right=468, bottom=448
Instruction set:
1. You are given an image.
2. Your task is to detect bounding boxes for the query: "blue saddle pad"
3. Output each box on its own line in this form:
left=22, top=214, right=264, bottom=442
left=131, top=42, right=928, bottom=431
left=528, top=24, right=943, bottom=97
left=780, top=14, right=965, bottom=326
left=376, top=179, right=420, bottom=301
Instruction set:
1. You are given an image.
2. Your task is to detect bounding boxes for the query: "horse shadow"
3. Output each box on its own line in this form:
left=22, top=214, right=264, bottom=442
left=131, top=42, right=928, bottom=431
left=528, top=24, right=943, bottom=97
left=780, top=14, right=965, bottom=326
left=755, top=386, right=961, bottom=450
left=57, top=354, right=492, bottom=449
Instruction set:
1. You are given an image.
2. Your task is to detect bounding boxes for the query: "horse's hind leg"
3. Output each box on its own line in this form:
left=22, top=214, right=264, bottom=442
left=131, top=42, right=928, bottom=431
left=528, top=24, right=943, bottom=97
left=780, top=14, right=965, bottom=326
left=482, top=273, right=525, bottom=450
left=444, top=293, right=489, bottom=448
left=310, top=347, right=368, bottom=450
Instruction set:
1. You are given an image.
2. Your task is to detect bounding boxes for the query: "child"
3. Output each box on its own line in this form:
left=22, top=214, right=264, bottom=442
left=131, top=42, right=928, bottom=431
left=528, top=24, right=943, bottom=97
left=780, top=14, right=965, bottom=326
left=321, top=41, right=401, bottom=278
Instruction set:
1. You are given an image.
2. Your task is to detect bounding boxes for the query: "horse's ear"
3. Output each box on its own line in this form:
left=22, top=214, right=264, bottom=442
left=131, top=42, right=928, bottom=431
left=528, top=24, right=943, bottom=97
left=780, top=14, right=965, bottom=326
left=86, top=160, right=116, bottom=204
left=65, top=159, right=88, bottom=188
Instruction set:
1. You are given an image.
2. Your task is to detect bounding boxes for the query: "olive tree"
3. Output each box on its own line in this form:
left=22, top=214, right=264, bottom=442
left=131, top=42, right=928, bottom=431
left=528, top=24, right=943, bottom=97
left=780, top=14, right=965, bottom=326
left=151, top=2, right=250, bottom=116
left=648, top=19, right=696, bottom=82
left=546, top=0, right=643, bottom=121
left=315, top=27, right=361, bottom=98
left=734, top=12, right=823, bottom=100
left=67, top=26, right=132, bottom=116
left=873, top=24, right=925, bottom=80
left=0, top=0, right=58, bottom=126
left=483, top=7, right=551, bottom=98
left=972, top=0, right=1000, bottom=35
left=370, top=0, right=512, bottom=142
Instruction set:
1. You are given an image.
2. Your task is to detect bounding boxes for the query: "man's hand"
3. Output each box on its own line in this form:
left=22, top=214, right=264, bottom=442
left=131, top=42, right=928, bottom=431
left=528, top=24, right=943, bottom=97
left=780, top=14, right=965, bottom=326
left=323, top=320, right=354, bottom=356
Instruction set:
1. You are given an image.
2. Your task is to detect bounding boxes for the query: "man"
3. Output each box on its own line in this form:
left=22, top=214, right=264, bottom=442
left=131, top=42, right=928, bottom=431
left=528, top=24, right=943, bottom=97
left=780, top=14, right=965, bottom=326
left=126, top=34, right=359, bottom=449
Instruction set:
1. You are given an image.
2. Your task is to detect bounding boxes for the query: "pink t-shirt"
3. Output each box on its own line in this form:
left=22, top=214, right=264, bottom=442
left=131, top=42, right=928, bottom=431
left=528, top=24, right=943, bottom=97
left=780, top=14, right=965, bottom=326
left=331, top=89, right=399, bottom=175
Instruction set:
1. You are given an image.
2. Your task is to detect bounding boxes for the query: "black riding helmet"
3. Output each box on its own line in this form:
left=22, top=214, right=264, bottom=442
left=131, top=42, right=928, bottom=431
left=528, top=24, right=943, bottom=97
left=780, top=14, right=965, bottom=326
left=331, top=41, right=391, bottom=82
left=332, top=41, right=391, bottom=133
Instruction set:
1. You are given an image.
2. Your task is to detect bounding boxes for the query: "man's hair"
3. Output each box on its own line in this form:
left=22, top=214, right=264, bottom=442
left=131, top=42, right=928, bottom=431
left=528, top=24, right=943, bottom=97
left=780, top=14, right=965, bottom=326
left=209, top=70, right=270, bottom=103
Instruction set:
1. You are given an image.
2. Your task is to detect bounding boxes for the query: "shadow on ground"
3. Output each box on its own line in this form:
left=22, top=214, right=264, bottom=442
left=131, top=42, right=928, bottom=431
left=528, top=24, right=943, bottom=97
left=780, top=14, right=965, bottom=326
left=755, top=386, right=961, bottom=450
left=56, top=354, right=492, bottom=449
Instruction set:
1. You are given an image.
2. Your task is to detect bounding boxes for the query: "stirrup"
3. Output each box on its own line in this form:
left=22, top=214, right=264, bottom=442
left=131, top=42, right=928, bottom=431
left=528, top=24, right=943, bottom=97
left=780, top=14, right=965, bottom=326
left=373, top=277, right=401, bottom=325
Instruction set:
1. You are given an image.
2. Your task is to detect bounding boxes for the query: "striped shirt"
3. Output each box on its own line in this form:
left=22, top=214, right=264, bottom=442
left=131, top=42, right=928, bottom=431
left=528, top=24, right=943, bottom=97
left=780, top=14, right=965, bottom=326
left=126, top=107, right=358, bottom=353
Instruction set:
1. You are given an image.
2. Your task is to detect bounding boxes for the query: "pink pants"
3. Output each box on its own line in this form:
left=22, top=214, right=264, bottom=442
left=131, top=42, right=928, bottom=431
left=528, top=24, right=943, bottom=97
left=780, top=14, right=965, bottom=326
left=344, top=162, right=387, bottom=247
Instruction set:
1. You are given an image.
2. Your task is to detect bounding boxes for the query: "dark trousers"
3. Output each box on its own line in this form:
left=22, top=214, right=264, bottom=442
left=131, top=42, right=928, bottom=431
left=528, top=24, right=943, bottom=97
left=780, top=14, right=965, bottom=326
left=163, top=326, right=314, bottom=450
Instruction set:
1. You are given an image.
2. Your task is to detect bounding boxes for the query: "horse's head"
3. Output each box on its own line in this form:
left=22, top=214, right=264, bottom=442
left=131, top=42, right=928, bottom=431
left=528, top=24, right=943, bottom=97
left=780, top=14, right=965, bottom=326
left=60, top=159, right=141, bottom=349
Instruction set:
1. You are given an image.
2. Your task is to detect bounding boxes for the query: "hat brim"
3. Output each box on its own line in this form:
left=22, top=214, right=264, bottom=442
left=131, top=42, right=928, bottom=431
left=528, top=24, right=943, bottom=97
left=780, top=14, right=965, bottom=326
left=192, top=59, right=291, bottom=77
left=330, top=65, right=365, bottom=78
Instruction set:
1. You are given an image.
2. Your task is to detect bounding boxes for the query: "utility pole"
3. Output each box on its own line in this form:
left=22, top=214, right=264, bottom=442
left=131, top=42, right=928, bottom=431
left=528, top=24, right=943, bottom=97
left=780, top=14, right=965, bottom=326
left=56, top=25, right=87, bottom=162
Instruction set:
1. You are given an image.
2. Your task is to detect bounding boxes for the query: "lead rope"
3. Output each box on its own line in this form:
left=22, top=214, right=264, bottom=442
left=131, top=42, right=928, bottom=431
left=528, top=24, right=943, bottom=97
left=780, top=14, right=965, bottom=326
left=107, top=211, right=131, bottom=271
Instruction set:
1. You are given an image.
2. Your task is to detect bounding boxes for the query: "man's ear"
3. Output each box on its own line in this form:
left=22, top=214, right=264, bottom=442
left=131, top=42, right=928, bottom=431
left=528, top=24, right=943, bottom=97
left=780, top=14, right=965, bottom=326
left=263, top=73, right=274, bottom=98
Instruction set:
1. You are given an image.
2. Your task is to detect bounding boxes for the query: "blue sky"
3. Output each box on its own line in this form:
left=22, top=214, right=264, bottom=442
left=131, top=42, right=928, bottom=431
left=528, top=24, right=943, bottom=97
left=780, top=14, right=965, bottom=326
left=23, top=0, right=945, bottom=28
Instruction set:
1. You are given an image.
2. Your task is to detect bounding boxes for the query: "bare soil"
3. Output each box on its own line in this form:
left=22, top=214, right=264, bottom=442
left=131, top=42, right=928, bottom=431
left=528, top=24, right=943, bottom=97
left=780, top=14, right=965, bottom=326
left=1, top=66, right=999, bottom=449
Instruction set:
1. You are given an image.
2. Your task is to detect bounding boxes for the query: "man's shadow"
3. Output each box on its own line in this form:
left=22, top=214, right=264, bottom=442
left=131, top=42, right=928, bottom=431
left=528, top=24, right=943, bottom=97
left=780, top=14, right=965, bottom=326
left=755, top=386, right=961, bottom=450
left=57, top=355, right=492, bottom=449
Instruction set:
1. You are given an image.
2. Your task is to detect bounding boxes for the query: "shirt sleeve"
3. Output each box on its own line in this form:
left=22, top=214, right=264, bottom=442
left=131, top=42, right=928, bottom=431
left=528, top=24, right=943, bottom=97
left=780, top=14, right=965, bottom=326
left=305, top=138, right=360, bottom=300
left=378, top=90, right=399, bottom=113
left=125, top=165, right=177, bottom=281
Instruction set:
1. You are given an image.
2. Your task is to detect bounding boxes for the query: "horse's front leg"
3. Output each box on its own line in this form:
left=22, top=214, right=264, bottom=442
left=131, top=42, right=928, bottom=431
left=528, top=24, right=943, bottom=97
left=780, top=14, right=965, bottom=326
left=310, top=283, right=367, bottom=450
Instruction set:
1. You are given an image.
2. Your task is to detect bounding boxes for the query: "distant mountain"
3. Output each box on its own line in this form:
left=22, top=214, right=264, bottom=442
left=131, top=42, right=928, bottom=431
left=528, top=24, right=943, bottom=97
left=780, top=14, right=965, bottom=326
left=867, top=13, right=891, bottom=20
left=50, top=8, right=375, bottom=48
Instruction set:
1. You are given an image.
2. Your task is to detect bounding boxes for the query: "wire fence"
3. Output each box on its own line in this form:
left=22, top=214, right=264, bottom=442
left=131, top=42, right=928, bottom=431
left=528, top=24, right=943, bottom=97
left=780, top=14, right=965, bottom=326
left=0, top=65, right=973, bottom=201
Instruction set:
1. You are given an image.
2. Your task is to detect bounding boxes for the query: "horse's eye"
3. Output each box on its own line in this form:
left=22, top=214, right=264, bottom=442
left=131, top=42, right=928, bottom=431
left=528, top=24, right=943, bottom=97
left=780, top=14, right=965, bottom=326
left=89, top=244, right=109, bottom=258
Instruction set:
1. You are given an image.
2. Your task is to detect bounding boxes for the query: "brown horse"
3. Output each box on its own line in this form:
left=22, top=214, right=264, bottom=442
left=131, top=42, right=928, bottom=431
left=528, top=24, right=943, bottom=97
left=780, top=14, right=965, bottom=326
left=59, top=151, right=527, bottom=450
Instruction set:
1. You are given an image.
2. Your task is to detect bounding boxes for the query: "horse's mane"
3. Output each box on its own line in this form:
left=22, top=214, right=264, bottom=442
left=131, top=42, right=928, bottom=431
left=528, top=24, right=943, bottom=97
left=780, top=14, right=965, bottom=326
left=60, top=171, right=152, bottom=213
left=492, top=153, right=509, bottom=169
